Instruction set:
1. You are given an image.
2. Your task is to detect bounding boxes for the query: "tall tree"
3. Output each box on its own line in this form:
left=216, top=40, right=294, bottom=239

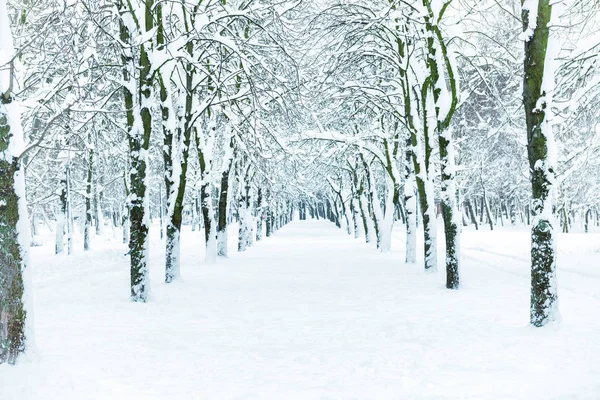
left=117, top=0, right=155, bottom=302
left=0, top=0, right=32, bottom=364
left=522, top=0, right=560, bottom=326
left=422, top=0, right=460, bottom=288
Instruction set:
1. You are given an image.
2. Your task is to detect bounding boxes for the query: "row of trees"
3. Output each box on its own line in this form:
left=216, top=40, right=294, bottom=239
left=1, top=0, right=305, bottom=363
left=2, top=0, right=599, bottom=363
left=290, top=0, right=597, bottom=328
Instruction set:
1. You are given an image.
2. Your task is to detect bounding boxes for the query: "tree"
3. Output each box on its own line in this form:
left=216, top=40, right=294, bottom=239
left=522, top=0, right=560, bottom=326
left=117, top=0, right=155, bottom=302
left=0, top=0, right=32, bottom=364
left=421, top=0, right=461, bottom=288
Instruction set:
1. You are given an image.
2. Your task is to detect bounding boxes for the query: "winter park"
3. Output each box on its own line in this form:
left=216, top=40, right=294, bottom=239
left=1, top=0, right=600, bottom=398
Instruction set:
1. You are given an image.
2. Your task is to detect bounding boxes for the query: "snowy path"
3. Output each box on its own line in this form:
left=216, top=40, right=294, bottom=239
left=1, top=220, right=600, bottom=399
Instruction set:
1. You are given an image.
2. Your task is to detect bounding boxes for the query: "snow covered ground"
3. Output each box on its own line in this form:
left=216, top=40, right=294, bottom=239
left=1, top=219, right=599, bottom=399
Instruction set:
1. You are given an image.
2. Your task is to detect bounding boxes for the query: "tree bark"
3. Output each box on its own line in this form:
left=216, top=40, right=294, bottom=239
left=522, top=0, right=559, bottom=326
left=84, top=141, right=94, bottom=251
left=217, top=163, right=232, bottom=256
left=118, top=0, right=154, bottom=301
left=0, top=52, right=31, bottom=363
left=467, top=199, right=479, bottom=230
left=483, top=189, right=494, bottom=231
left=404, top=142, right=418, bottom=263
left=95, top=175, right=104, bottom=236
left=256, top=187, right=263, bottom=241
left=55, top=180, right=66, bottom=254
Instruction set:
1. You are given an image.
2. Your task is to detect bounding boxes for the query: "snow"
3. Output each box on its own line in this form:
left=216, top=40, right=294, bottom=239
left=520, top=0, right=540, bottom=41
left=1, top=0, right=33, bottom=358
left=404, top=174, right=417, bottom=264
left=359, top=192, right=375, bottom=243
left=217, top=227, right=228, bottom=257
left=205, top=212, right=217, bottom=264
left=0, top=0, right=15, bottom=94
left=303, top=129, right=347, bottom=142
left=530, top=0, right=561, bottom=324
left=14, top=163, right=34, bottom=351
left=1, top=220, right=599, bottom=398
left=55, top=214, right=65, bottom=254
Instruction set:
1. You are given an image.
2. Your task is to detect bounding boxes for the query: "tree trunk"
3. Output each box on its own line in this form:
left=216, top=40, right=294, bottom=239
left=422, top=1, right=461, bottom=285
left=191, top=195, right=197, bottom=232
left=413, top=145, right=437, bottom=271
left=238, top=183, right=252, bottom=252
left=55, top=180, right=67, bottom=254
left=479, top=196, right=485, bottom=224
left=84, top=142, right=94, bottom=251
left=0, top=53, right=32, bottom=364
left=357, top=183, right=371, bottom=244
left=350, top=196, right=360, bottom=239
left=159, top=8, right=197, bottom=281
left=265, top=204, right=272, bottom=237
left=217, top=164, right=231, bottom=256
left=118, top=0, right=154, bottom=302
left=331, top=198, right=341, bottom=228
left=404, top=140, right=418, bottom=263
left=585, top=209, right=591, bottom=233
left=343, top=199, right=352, bottom=235
left=522, top=0, right=559, bottom=326
left=561, top=207, right=569, bottom=233
left=507, top=198, right=514, bottom=225
left=95, top=176, right=104, bottom=236
left=66, top=164, right=73, bottom=255
left=164, top=78, right=193, bottom=283
left=158, top=183, right=164, bottom=240
left=201, top=182, right=216, bottom=263
left=256, top=187, right=264, bottom=241
left=483, top=190, right=494, bottom=231
left=467, top=199, right=479, bottom=230
left=122, top=203, right=130, bottom=245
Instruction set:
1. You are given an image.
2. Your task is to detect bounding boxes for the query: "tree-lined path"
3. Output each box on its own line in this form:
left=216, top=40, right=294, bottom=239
left=2, top=221, right=599, bottom=399
left=1, top=0, right=600, bottom=395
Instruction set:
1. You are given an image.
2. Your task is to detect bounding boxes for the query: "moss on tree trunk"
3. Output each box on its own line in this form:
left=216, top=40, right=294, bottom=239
left=0, top=104, right=28, bottom=364
left=522, top=0, right=559, bottom=327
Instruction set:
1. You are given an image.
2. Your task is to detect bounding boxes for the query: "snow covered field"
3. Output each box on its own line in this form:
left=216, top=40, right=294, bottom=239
left=1, top=220, right=599, bottom=399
